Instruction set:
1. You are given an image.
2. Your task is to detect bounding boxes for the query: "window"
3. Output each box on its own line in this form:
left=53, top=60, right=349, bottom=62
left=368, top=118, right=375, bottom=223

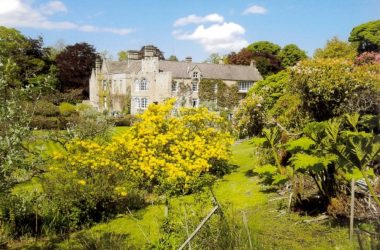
left=139, top=79, right=148, bottom=91
left=141, top=98, right=148, bottom=109
left=239, top=81, right=253, bottom=92
left=135, top=97, right=148, bottom=109
left=213, top=83, right=218, bottom=93
left=171, top=81, right=178, bottom=92
left=192, top=98, right=199, bottom=108
left=192, top=81, right=198, bottom=92
left=228, top=113, right=233, bottom=121
left=102, top=80, right=107, bottom=91
left=103, top=96, right=107, bottom=109
left=135, top=98, right=140, bottom=108
left=193, top=72, right=198, bottom=78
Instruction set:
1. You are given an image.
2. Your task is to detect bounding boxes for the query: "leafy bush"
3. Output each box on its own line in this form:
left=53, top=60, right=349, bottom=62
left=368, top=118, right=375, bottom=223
left=111, top=114, right=138, bottom=127
left=290, top=59, right=380, bottom=121
left=34, top=100, right=59, bottom=117
left=233, top=94, right=265, bottom=138
left=66, top=107, right=112, bottom=140
left=31, top=115, right=61, bottom=130
left=59, top=102, right=77, bottom=116
left=42, top=139, right=145, bottom=231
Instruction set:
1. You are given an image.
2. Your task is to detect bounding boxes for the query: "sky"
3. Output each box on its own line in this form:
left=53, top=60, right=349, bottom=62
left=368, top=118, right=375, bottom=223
left=0, top=0, right=379, bottom=62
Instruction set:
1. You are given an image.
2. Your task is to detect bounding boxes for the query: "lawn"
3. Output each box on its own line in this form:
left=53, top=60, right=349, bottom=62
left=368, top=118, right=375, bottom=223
left=59, top=140, right=355, bottom=249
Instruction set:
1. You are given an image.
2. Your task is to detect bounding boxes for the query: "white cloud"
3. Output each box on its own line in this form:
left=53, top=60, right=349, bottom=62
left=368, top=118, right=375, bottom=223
left=0, top=0, right=133, bottom=35
left=173, top=13, right=224, bottom=27
left=40, top=1, right=67, bottom=15
left=243, top=5, right=267, bottom=15
left=174, top=22, right=248, bottom=53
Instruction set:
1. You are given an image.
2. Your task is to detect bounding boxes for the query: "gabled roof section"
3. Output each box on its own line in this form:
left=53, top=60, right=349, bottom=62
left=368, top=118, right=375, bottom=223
left=159, top=61, right=262, bottom=81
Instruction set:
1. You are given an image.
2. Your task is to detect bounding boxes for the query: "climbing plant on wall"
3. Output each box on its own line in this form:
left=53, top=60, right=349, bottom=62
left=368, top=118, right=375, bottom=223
left=199, top=79, right=239, bottom=109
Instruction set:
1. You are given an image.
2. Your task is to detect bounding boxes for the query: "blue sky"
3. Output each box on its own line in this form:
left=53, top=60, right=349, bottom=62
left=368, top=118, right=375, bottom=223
left=0, top=0, right=379, bottom=61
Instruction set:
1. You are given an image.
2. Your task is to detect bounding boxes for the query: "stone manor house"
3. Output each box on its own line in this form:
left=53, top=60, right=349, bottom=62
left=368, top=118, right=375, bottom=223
left=89, top=45, right=262, bottom=115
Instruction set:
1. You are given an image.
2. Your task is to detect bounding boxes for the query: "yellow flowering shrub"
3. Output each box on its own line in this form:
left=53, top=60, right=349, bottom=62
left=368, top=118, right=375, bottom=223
left=113, top=99, right=233, bottom=195
left=44, top=99, right=232, bottom=228
left=43, top=139, right=141, bottom=229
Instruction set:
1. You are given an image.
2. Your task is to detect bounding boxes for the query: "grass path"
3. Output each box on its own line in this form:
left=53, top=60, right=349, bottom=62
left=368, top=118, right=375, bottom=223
left=75, top=140, right=354, bottom=249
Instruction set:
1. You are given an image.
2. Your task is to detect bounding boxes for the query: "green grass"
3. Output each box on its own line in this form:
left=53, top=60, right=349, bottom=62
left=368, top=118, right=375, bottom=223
left=66, top=140, right=354, bottom=249
left=14, top=133, right=355, bottom=249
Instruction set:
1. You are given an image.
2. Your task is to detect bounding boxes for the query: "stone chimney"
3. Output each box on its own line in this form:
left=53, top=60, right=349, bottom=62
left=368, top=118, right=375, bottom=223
left=185, top=56, right=192, bottom=63
left=95, top=57, right=101, bottom=73
left=250, top=59, right=256, bottom=67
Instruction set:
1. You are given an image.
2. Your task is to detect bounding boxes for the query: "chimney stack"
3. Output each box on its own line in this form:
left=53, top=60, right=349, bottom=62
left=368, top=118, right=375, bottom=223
left=185, top=56, right=192, bottom=63
left=250, top=59, right=256, bottom=68
left=95, top=57, right=101, bottom=73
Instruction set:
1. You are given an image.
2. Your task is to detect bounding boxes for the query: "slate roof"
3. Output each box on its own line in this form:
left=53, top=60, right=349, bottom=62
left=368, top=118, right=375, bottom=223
left=105, top=60, right=262, bottom=81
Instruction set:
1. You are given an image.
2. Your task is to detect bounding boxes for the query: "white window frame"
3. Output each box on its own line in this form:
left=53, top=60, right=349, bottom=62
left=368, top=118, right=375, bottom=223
left=239, top=81, right=253, bottom=92
left=193, top=71, right=198, bottom=78
left=135, top=97, right=140, bottom=108
left=141, top=98, right=148, bottom=109
left=135, top=97, right=148, bottom=109
left=139, top=78, right=148, bottom=91
left=192, top=81, right=198, bottom=92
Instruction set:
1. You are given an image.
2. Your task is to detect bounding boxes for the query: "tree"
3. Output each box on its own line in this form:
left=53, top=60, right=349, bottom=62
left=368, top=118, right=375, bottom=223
left=226, top=48, right=283, bottom=77
left=47, top=39, right=66, bottom=60
left=279, top=44, right=307, bottom=67
left=205, top=53, right=222, bottom=64
left=314, top=37, right=357, bottom=60
left=167, top=55, right=178, bottom=61
left=0, top=26, right=54, bottom=87
left=55, top=43, right=97, bottom=96
left=349, top=19, right=380, bottom=53
left=290, top=59, right=380, bottom=121
left=0, top=59, right=46, bottom=195
left=247, top=41, right=281, bottom=55
left=118, top=50, right=128, bottom=61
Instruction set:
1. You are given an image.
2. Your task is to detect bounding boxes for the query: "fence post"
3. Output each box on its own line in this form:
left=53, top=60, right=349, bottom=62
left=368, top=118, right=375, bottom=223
left=350, top=177, right=355, bottom=241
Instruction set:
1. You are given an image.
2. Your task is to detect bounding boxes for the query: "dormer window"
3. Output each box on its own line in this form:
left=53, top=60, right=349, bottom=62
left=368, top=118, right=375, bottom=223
left=193, top=72, right=198, bottom=78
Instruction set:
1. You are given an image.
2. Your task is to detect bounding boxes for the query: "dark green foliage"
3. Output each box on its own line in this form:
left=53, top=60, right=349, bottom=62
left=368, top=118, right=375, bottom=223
left=55, top=42, right=97, bottom=97
left=349, top=19, right=380, bottom=53
left=111, top=114, right=138, bottom=126
left=167, top=55, right=178, bottom=61
left=247, top=41, right=281, bottom=55
left=0, top=26, right=56, bottom=88
left=279, top=44, right=307, bottom=67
